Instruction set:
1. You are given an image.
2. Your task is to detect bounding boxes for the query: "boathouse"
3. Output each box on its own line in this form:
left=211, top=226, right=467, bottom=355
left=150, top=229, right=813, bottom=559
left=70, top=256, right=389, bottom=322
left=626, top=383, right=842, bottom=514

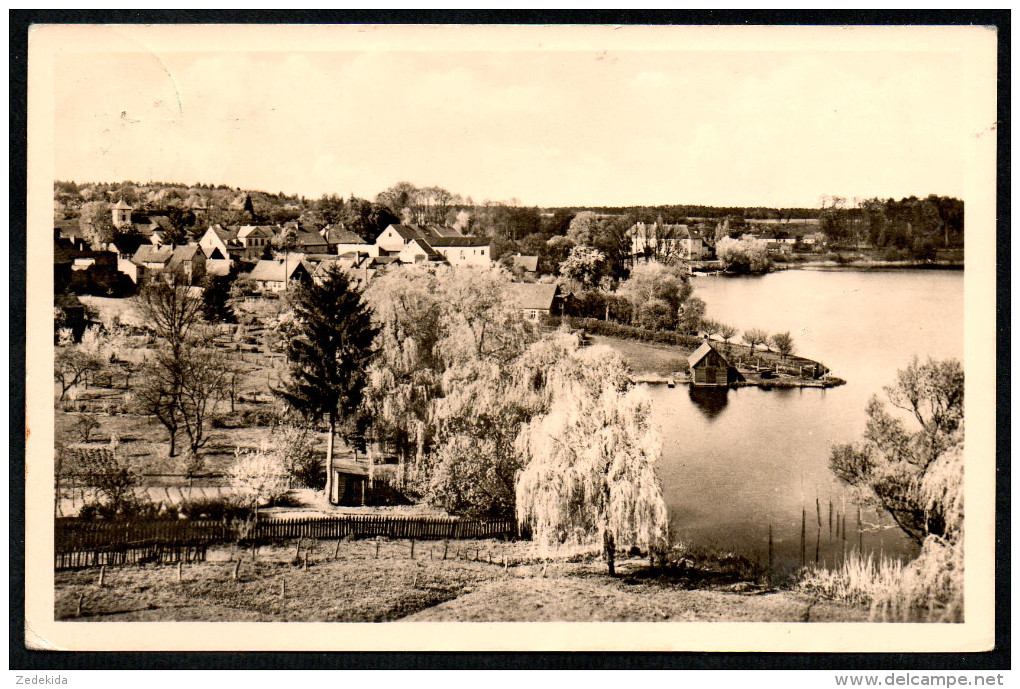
left=687, top=341, right=733, bottom=387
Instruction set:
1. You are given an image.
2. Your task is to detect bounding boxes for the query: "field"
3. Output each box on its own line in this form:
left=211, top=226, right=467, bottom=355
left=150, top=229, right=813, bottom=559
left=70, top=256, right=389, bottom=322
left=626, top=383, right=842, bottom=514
left=55, top=538, right=867, bottom=623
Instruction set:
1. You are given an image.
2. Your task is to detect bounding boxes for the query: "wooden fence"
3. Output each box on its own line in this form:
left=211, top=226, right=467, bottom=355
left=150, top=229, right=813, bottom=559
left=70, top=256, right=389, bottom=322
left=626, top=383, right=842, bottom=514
left=55, top=515, right=520, bottom=569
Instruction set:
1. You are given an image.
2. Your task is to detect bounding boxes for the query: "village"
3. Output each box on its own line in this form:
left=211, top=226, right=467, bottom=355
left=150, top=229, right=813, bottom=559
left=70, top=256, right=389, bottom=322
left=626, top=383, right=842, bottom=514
left=11, top=16, right=993, bottom=663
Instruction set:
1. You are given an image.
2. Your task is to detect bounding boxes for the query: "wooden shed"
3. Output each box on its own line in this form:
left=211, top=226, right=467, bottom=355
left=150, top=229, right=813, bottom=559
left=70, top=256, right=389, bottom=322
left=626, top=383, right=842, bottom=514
left=687, top=341, right=731, bottom=387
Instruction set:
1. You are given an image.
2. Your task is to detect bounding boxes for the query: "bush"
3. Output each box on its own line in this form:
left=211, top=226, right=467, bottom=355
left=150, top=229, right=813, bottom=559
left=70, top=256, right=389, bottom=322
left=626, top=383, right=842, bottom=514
left=239, top=407, right=280, bottom=427
left=567, top=317, right=704, bottom=350
left=178, top=496, right=251, bottom=521
left=271, top=425, right=325, bottom=490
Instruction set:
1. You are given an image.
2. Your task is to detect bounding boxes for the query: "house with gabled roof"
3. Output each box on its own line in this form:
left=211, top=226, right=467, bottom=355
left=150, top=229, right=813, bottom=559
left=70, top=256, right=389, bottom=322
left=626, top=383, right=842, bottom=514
left=199, top=224, right=238, bottom=258
left=246, top=257, right=313, bottom=293
left=507, top=282, right=560, bottom=321
left=375, top=224, right=490, bottom=266
left=510, top=254, right=539, bottom=276
left=133, top=244, right=175, bottom=272
left=167, top=244, right=207, bottom=284
left=423, top=236, right=491, bottom=266
left=628, top=222, right=706, bottom=262
left=687, top=340, right=741, bottom=387
left=325, top=226, right=377, bottom=257
left=237, top=225, right=275, bottom=250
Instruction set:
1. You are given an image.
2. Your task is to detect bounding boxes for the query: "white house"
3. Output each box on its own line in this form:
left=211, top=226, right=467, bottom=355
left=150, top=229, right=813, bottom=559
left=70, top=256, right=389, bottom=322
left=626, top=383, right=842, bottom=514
left=628, top=222, right=706, bottom=261
left=425, top=236, right=491, bottom=266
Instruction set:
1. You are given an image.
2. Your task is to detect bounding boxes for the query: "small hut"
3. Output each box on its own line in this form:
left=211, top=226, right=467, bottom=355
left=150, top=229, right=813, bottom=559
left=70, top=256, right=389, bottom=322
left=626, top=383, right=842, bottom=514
left=687, top=341, right=733, bottom=387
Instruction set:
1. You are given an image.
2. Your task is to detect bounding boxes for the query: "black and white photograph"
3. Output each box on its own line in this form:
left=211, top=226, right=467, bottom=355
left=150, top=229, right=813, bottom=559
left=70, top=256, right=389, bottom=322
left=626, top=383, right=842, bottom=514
left=22, top=22, right=999, bottom=653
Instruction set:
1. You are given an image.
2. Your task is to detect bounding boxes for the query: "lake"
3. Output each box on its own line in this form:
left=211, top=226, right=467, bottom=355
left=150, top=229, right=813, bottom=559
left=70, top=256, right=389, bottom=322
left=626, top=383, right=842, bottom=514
left=647, top=268, right=964, bottom=570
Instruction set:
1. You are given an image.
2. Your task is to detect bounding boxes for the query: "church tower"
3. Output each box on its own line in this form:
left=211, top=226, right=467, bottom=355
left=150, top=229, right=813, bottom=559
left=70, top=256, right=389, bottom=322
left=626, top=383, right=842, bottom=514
left=111, top=199, right=132, bottom=228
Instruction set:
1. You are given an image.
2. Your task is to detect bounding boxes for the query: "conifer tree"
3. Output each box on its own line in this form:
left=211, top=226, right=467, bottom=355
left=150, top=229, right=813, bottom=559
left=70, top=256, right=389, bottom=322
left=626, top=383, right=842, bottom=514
left=279, top=265, right=378, bottom=499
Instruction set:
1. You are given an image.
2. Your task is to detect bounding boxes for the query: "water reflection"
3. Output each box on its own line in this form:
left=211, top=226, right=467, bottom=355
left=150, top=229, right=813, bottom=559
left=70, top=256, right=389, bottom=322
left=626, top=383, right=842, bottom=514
left=687, top=385, right=728, bottom=420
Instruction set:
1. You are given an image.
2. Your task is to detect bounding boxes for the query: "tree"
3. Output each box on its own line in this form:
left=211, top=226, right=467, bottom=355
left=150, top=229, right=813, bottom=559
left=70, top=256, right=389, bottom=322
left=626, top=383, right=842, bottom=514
left=516, top=345, right=669, bottom=575
left=54, top=346, right=103, bottom=400
left=271, top=425, right=324, bottom=490
left=74, top=437, right=139, bottom=514
left=566, top=211, right=602, bottom=247
left=78, top=201, right=115, bottom=249
left=701, top=319, right=722, bottom=340
left=742, top=328, right=770, bottom=352
left=176, top=346, right=232, bottom=457
left=830, top=357, right=963, bottom=544
left=201, top=274, right=236, bottom=323
left=716, top=236, right=772, bottom=274
left=375, top=181, right=418, bottom=217
left=229, top=446, right=289, bottom=520
left=279, top=265, right=379, bottom=500
left=616, top=261, right=693, bottom=330
left=559, top=245, right=607, bottom=291
left=362, top=265, right=534, bottom=497
left=771, top=331, right=795, bottom=359
left=136, top=355, right=182, bottom=457
left=678, top=296, right=707, bottom=335
left=719, top=324, right=739, bottom=350
left=136, top=275, right=204, bottom=355
left=135, top=276, right=226, bottom=458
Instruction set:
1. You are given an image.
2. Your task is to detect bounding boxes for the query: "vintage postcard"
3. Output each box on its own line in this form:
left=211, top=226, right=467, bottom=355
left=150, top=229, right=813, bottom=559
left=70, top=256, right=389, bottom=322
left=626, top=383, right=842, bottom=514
left=23, top=23, right=998, bottom=652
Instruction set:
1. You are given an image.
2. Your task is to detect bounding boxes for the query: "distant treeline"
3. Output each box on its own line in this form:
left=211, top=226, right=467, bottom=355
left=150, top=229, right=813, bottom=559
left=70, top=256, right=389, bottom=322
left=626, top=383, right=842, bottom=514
left=818, top=195, right=964, bottom=255
left=552, top=205, right=821, bottom=222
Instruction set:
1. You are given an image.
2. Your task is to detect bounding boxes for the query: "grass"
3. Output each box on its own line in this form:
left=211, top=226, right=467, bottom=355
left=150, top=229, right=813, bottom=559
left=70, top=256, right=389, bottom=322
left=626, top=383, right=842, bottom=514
left=798, top=537, right=963, bottom=622
left=589, top=335, right=690, bottom=377
left=56, top=538, right=869, bottom=623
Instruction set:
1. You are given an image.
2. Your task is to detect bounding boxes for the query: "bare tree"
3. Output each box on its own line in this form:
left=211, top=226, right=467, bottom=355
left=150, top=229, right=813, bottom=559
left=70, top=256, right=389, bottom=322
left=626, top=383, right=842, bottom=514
left=177, top=345, right=232, bottom=455
left=136, top=351, right=183, bottom=457
left=742, top=328, right=770, bottom=352
left=771, top=331, right=795, bottom=360
left=54, top=348, right=103, bottom=400
left=135, top=274, right=204, bottom=355
left=719, top=324, right=739, bottom=350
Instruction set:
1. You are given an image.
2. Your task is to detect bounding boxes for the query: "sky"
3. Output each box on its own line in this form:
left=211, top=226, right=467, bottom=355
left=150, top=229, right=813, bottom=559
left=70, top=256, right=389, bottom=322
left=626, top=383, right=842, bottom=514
left=53, top=35, right=971, bottom=208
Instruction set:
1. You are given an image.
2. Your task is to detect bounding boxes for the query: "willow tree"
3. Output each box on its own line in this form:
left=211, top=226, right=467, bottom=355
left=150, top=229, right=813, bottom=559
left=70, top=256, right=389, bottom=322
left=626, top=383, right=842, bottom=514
left=516, top=345, right=669, bottom=575
left=279, top=265, right=378, bottom=500
left=363, top=264, right=533, bottom=492
left=362, top=266, right=446, bottom=486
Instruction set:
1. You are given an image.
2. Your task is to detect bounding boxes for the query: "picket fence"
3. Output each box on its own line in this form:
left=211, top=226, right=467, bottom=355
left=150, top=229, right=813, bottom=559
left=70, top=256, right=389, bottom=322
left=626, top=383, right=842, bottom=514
left=54, top=515, right=520, bottom=570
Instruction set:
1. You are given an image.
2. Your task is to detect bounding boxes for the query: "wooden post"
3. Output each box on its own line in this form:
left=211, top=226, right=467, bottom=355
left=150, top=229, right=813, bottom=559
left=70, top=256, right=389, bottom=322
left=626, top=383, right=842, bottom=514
left=280, top=579, right=286, bottom=599
left=800, top=507, right=806, bottom=568
left=97, top=565, right=106, bottom=588
left=76, top=593, right=84, bottom=618
left=857, top=506, right=863, bottom=554
left=828, top=500, right=832, bottom=538
left=333, top=540, right=341, bottom=560
left=294, top=539, right=301, bottom=561
left=410, top=538, right=415, bottom=559
left=303, top=552, right=309, bottom=570
left=767, top=524, right=773, bottom=589
left=233, top=559, right=241, bottom=581
left=178, top=561, right=183, bottom=582
left=840, top=513, right=846, bottom=563
left=443, top=540, right=449, bottom=560
left=375, top=538, right=380, bottom=559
